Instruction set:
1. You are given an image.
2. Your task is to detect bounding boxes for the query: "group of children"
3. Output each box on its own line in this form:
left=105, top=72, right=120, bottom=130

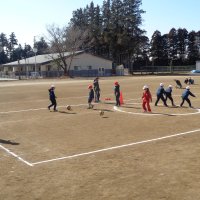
left=47, top=78, right=196, bottom=113
left=87, top=79, right=121, bottom=108
left=184, top=77, right=194, bottom=85
left=142, top=83, right=196, bottom=113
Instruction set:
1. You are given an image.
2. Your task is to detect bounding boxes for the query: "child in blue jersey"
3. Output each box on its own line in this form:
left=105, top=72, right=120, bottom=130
left=180, top=86, right=196, bottom=108
left=48, top=85, right=57, bottom=111
left=165, top=85, right=175, bottom=106
left=88, top=84, right=94, bottom=109
left=155, top=83, right=168, bottom=107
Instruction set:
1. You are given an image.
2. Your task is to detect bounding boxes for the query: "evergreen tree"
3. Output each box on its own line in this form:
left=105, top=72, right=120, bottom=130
left=176, top=28, right=188, bottom=64
left=0, top=33, right=9, bottom=64
left=149, top=30, right=164, bottom=66
left=187, top=31, right=199, bottom=64
left=35, top=37, right=49, bottom=55
left=195, top=31, right=200, bottom=59
left=102, top=0, right=111, bottom=30
left=168, top=28, right=178, bottom=60
left=7, top=32, right=18, bottom=61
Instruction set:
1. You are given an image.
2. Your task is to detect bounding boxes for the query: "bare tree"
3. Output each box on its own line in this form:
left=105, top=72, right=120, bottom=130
left=46, top=24, right=88, bottom=76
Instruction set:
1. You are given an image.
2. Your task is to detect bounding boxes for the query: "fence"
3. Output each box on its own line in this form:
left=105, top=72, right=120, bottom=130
left=131, top=65, right=195, bottom=74
left=0, top=65, right=195, bottom=79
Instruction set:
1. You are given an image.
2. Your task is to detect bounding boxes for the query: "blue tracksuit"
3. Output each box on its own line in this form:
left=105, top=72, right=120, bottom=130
left=88, top=89, right=94, bottom=103
left=155, top=86, right=167, bottom=106
left=165, top=87, right=175, bottom=106
left=180, top=89, right=195, bottom=107
left=48, top=88, right=57, bottom=111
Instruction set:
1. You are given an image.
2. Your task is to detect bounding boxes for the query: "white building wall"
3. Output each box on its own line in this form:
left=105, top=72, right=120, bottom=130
left=66, top=53, right=112, bottom=70
left=196, top=61, right=200, bottom=70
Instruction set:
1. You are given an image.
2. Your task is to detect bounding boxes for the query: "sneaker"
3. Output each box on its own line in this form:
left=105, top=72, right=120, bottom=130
left=54, top=109, right=58, bottom=112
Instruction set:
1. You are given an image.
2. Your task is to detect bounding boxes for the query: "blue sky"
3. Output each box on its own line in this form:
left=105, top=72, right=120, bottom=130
left=0, top=0, right=199, bottom=46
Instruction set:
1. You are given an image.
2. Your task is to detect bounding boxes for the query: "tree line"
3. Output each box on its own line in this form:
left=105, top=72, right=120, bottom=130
left=0, top=32, right=48, bottom=64
left=1, top=0, right=200, bottom=73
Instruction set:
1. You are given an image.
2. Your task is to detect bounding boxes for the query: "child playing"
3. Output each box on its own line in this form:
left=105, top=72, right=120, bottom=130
left=93, top=77, right=100, bottom=102
left=142, top=85, right=152, bottom=112
left=180, top=86, right=196, bottom=108
left=114, top=81, right=120, bottom=106
left=155, top=83, right=168, bottom=107
left=165, top=85, right=175, bottom=106
left=48, top=85, right=57, bottom=111
left=88, top=84, right=94, bottom=109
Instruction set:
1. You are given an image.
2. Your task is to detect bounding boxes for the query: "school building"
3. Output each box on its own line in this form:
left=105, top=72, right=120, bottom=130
left=0, top=51, right=124, bottom=78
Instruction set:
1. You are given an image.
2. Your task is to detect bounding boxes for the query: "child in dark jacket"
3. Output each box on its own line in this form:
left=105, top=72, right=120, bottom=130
left=88, top=84, right=94, bottom=109
left=142, top=85, right=152, bottom=112
left=165, top=85, right=175, bottom=106
left=180, top=86, right=196, bottom=108
left=48, top=85, right=57, bottom=111
left=114, top=81, right=120, bottom=106
left=155, top=83, right=168, bottom=107
left=93, top=77, right=100, bottom=102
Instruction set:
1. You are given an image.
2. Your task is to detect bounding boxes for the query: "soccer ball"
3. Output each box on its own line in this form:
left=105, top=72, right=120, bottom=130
left=66, top=105, right=72, bottom=111
left=99, top=110, right=104, bottom=116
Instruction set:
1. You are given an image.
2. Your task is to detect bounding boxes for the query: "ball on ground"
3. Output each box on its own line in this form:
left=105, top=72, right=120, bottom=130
left=99, top=110, right=104, bottom=116
left=66, top=105, right=72, bottom=110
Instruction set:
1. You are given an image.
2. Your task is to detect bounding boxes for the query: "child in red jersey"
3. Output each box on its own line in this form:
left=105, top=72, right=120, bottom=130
left=142, top=85, right=152, bottom=112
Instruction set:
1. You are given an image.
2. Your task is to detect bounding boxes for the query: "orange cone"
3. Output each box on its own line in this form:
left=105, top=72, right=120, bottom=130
left=120, top=92, right=124, bottom=105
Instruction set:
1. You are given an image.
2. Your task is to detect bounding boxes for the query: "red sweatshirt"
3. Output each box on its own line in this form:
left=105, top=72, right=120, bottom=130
left=142, top=90, right=152, bottom=102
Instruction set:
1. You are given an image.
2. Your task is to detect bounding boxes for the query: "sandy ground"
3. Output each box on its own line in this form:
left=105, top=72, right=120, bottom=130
left=0, top=75, right=200, bottom=200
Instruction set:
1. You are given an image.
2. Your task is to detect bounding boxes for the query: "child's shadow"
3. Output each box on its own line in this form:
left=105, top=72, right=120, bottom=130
left=58, top=111, right=76, bottom=114
left=122, top=106, right=141, bottom=110
left=93, top=108, right=114, bottom=112
left=0, top=139, right=19, bottom=145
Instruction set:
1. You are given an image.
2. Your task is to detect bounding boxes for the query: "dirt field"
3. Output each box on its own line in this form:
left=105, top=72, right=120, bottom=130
left=0, top=75, right=200, bottom=200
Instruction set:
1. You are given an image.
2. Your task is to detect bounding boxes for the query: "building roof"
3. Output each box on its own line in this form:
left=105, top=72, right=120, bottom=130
left=2, top=51, right=84, bottom=66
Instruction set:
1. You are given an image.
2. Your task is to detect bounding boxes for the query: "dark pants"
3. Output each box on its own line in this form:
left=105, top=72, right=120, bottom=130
left=48, top=99, right=57, bottom=110
left=155, top=95, right=168, bottom=106
left=94, top=90, right=100, bottom=102
left=166, top=94, right=174, bottom=106
left=180, top=97, right=191, bottom=107
left=116, top=94, right=120, bottom=106
left=88, top=98, right=93, bottom=103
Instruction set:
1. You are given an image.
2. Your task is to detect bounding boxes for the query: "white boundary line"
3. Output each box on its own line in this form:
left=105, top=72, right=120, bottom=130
left=31, top=129, right=200, bottom=166
left=0, top=104, right=88, bottom=114
left=0, top=144, right=33, bottom=167
left=114, top=106, right=200, bottom=116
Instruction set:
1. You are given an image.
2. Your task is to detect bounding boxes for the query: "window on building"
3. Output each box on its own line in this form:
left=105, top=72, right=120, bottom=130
left=47, top=65, right=51, bottom=71
left=99, top=67, right=105, bottom=71
left=74, top=66, right=81, bottom=70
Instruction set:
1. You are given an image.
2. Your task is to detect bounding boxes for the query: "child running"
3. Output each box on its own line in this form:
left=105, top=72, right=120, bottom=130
left=155, top=83, right=168, bottom=107
left=165, top=85, right=175, bottom=106
left=142, top=85, right=152, bottom=112
left=88, top=84, right=94, bottom=109
left=180, top=86, right=196, bottom=108
left=48, top=85, right=57, bottom=112
left=114, top=81, right=120, bottom=106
